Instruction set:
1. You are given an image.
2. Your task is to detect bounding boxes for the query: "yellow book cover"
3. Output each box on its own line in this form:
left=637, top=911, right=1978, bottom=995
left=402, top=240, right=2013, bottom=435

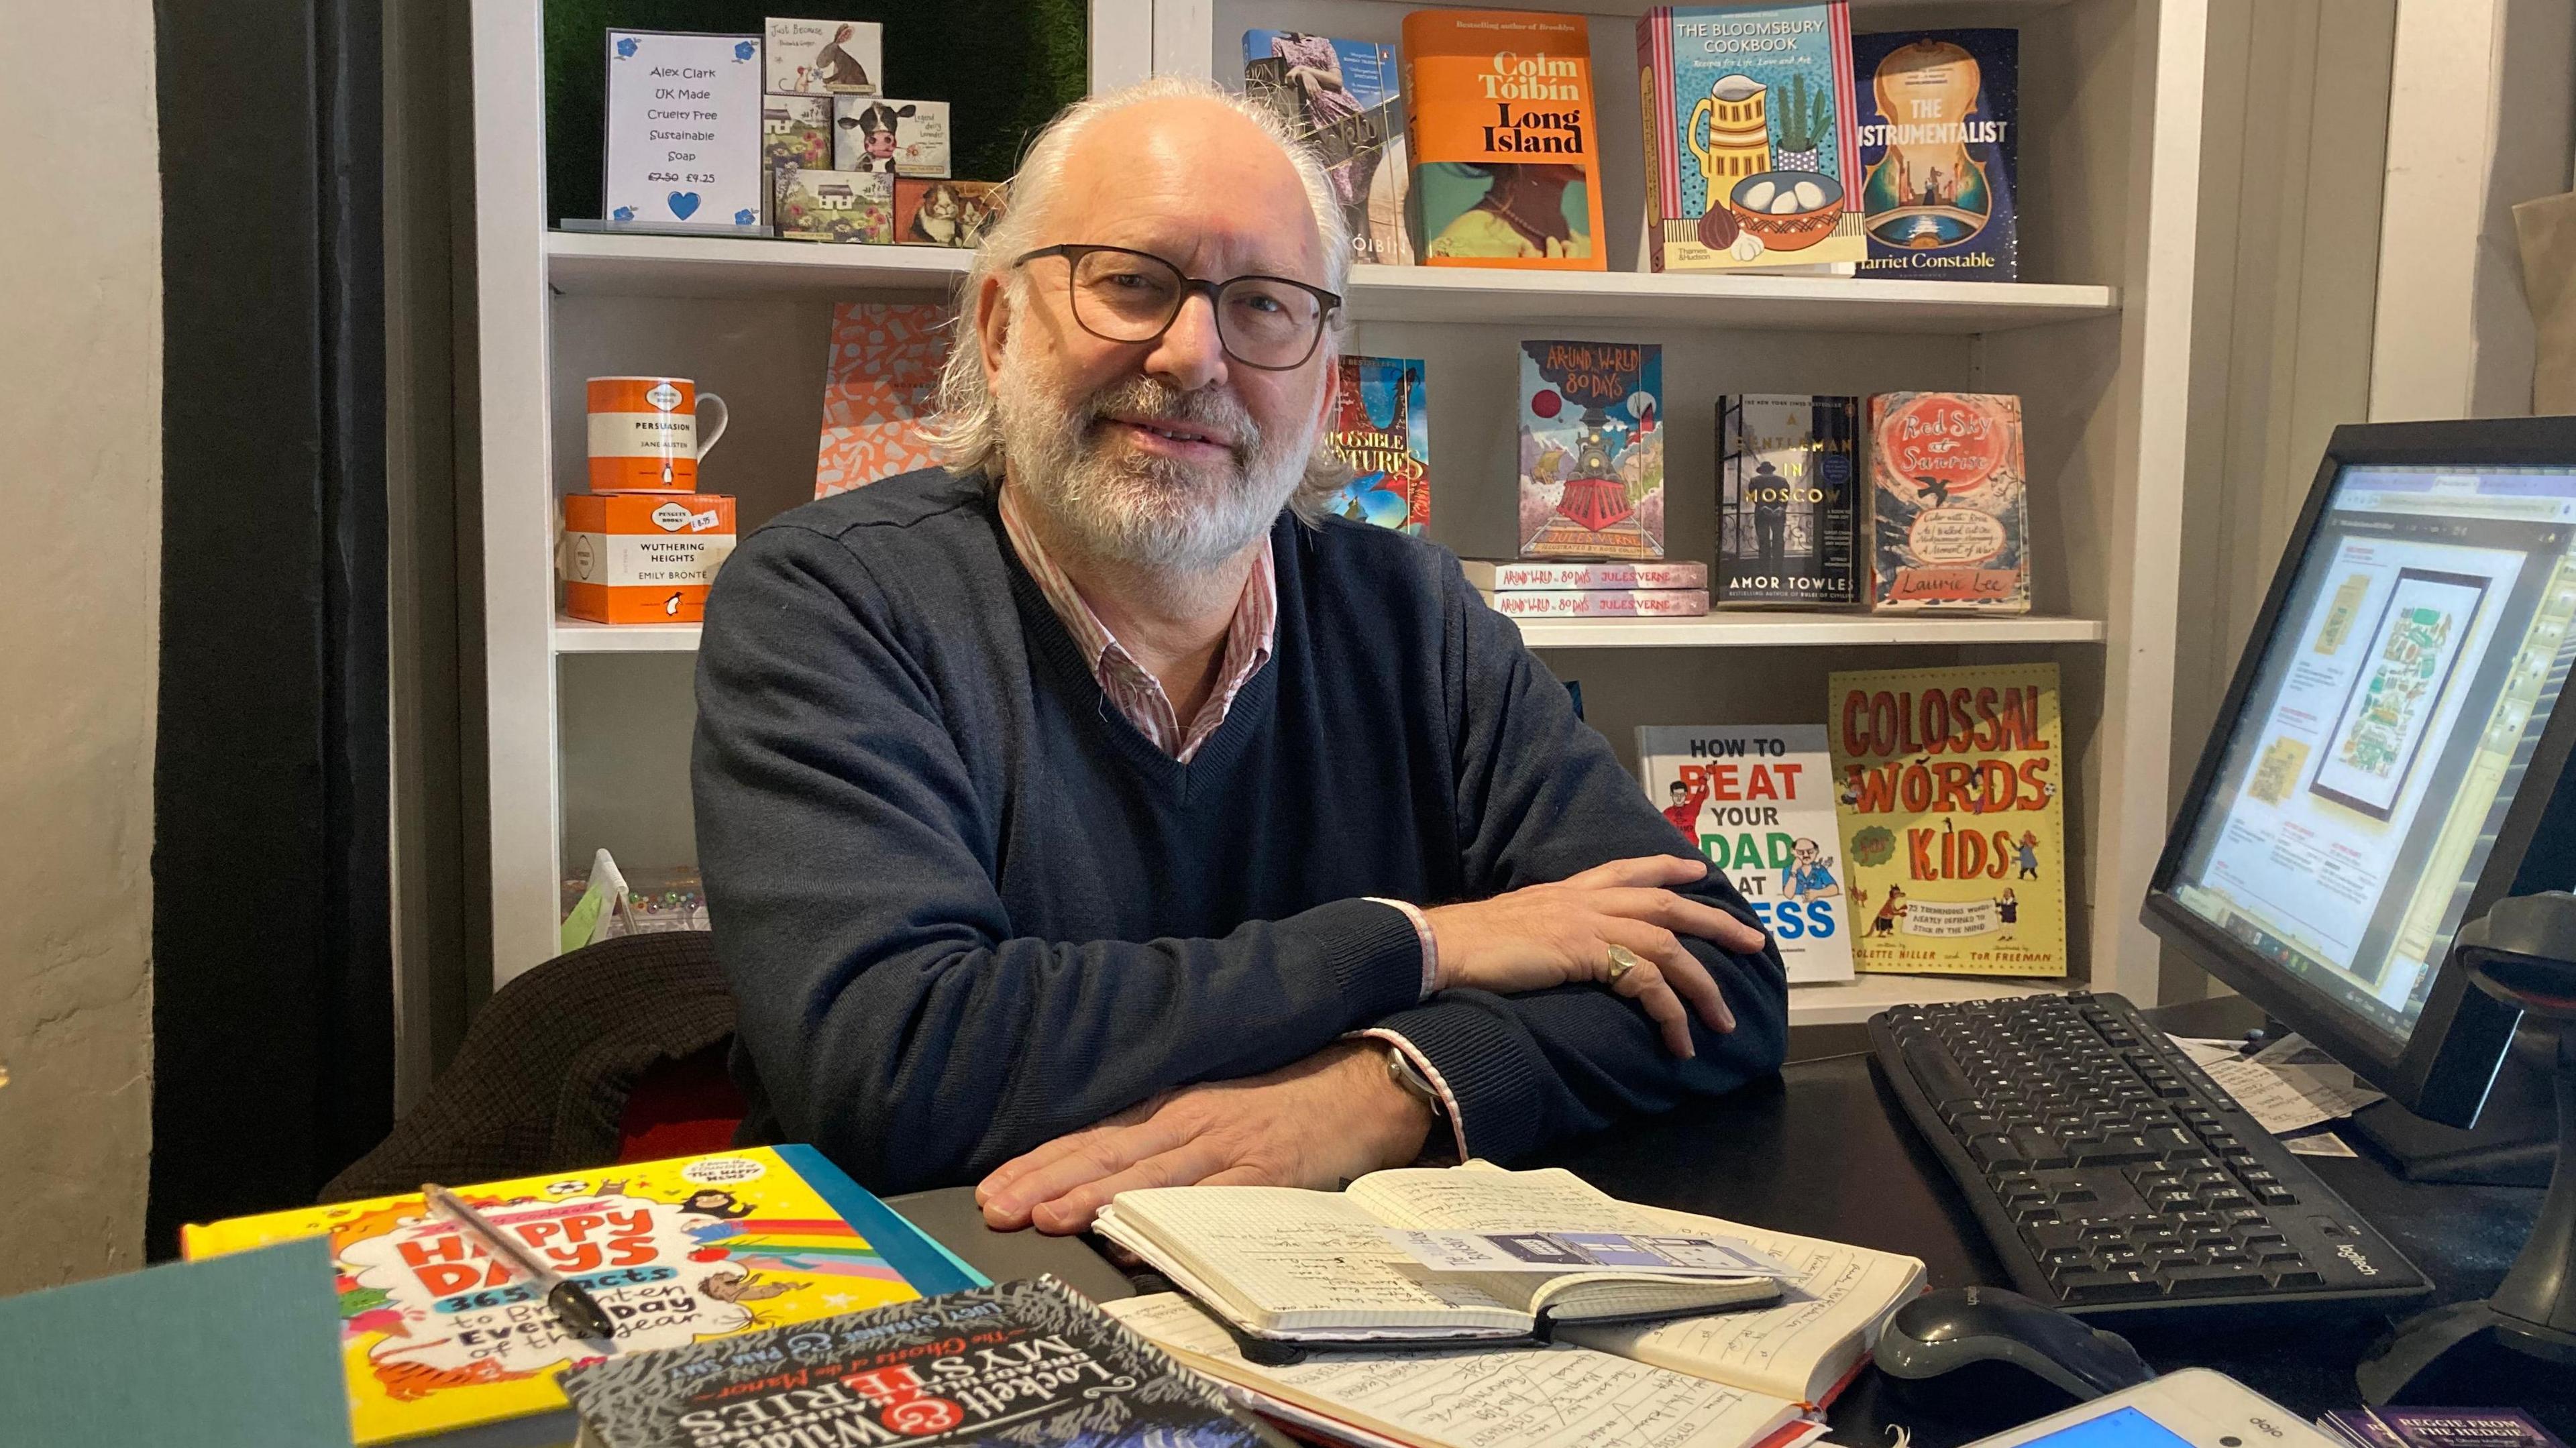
left=1829, top=662, right=2068, bottom=975
left=181, top=1146, right=982, bottom=1445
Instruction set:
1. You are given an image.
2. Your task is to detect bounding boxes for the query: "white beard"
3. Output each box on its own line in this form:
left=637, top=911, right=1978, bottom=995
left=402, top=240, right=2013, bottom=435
left=992, top=332, right=1316, bottom=575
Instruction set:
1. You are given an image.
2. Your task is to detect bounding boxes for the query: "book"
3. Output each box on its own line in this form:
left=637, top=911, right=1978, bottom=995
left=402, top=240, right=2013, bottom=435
left=1853, top=30, right=2019, bottom=280
left=764, top=17, right=879, bottom=95
left=817, top=302, right=952, bottom=496
left=1719, top=395, right=1862, bottom=606
left=1109, top=1294, right=1808, bottom=1448
left=1090, top=1165, right=1788, bottom=1345
left=833, top=97, right=949, bottom=178
left=1105, top=1162, right=1925, bottom=1412
left=560, top=1278, right=1272, bottom=1448
left=1244, top=32, right=1413, bottom=266
left=775, top=167, right=894, bottom=243
left=180, top=1146, right=983, bottom=1447
left=2322, top=1409, right=2570, bottom=1448
left=1636, top=5, right=1864, bottom=272
left=1866, top=391, right=2031, bottom=612
left=1487, top=588, right=1709, bottom=618
left=1638, top=725, right=1856, bottom=984
left=1402, top=10, right=1607, bottom=270
left=1519, top=339, right=1665, bottom=559
left=1462, top=559, right=1707, bottom=590
left=1827, top=662, right=2068, bottom=975
left=1324, top=355, right=1430, bottom=534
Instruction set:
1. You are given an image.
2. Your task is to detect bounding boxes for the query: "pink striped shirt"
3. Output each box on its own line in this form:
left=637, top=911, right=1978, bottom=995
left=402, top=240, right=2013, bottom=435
left=995, top=482, right=1468, bottom=1161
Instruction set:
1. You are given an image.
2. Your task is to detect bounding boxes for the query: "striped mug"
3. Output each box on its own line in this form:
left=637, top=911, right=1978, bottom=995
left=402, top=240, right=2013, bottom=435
left=587, top=376, right=730, bottom=492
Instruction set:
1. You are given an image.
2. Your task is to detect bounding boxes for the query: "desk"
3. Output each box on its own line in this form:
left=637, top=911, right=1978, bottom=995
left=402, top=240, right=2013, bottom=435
left=905, top=999, right=2562, bottom=1445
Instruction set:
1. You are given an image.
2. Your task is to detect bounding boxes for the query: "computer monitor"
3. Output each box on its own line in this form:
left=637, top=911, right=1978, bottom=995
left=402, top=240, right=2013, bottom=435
left=2145, top=416, right=2576, bottom=1131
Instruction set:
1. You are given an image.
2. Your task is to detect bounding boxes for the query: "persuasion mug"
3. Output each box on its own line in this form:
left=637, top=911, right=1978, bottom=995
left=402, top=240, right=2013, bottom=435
left=587, top=376, right=730, bottom=492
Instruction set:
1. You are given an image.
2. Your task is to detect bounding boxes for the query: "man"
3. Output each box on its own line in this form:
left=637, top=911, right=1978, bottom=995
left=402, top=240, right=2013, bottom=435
left=693, top=78, right=1786, bottom=1236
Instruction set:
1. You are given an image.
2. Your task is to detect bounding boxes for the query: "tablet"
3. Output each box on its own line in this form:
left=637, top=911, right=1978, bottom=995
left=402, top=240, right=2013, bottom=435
left=1964, top=1370, right=2341, bottom=1448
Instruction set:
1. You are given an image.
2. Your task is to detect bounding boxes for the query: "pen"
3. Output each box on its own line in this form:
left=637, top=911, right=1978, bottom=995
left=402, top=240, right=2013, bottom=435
left=423, top=1182, right=618, bottom=1341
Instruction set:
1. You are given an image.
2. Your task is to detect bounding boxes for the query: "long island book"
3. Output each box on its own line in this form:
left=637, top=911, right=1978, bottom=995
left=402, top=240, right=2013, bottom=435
left=1520, top=339, right=1664, bottom=559
left=1403, top=9, right=1607, bottom=269
left=1854, top=29, right=2019, bottom=279
left=1640, top=725, right=1856, bottom=983
left=1636, top=4, right=1864, bottom=272
left=1324, top=355, right=1430, bottom=533
left=1719, top=394, right=1861, bottom=605
left=1245, top=31, right=1414, bottom=266
left=1829, top=663, right=2067, bottom=975
left=1868, top=390, right=2031, bottom=612
left=180, top=1146, right=982, bottom=1445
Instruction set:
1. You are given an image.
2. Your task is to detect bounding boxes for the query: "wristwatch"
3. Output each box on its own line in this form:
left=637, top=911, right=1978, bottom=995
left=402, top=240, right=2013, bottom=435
left=1382, top=1044, right=1460, bottom=1166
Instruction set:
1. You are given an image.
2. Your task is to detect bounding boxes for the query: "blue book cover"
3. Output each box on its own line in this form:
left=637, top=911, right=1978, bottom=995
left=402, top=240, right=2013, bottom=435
left=1852, top=28, right=2019, bottom=279
left=1325, top=355, right=1430, bottom=534
left=1243, top=31, right=1413, bottom=265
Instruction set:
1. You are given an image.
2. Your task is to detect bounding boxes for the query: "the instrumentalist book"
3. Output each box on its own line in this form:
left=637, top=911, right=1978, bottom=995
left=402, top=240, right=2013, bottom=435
left=180, top=1146, right=983, bottom=1446
left=1827, top=662, right=2068, bottom=974
left=1853, top=30, right=2019, bottom=279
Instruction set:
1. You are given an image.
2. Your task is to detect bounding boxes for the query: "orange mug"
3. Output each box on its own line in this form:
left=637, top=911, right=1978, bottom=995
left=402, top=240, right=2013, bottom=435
left=587, top=376, right=730, bottom=492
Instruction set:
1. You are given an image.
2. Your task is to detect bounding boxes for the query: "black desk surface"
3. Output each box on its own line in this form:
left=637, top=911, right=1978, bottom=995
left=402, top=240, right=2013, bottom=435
left=906, top=997, right=2564, bottom=1444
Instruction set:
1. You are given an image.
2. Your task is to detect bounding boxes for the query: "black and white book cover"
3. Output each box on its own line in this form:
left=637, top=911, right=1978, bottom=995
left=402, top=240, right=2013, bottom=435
left=559, top=1276, right=1274, bottom=1447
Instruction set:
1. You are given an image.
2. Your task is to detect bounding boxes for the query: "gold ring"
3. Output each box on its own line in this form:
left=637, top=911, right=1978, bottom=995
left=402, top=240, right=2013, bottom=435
left=1605, top=945, right=1643, bottom=983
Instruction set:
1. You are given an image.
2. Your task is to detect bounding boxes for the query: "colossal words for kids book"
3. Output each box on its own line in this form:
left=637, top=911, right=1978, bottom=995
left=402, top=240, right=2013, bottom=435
left=1245, top=32, right=1414, bottom=266
left=1828, top=663, right=2067, bottom=975
left=1853, top=29, right=2019, bottom=279
left=1639, top=725, right=1856, bottom=984
left=559, top=1278, right=1269, bottom=1448
left=181, top=1146, right=981, bottom=1445
left=1636, top=5, right=1864, bottom=272
left=1520, top=340, right=1664, bottom=559
left=1719, top=394, right=1862, bottom=606
left=1325, top=355, right=1432, bottom=534
left=1868, top=390, right=2031, bottom=612
left=1403, top=9, right=1607, bottom=270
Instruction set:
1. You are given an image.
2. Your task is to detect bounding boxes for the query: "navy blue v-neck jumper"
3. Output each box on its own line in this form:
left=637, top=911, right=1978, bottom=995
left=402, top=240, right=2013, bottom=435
left=691, top=468, right=1788, bottom=1194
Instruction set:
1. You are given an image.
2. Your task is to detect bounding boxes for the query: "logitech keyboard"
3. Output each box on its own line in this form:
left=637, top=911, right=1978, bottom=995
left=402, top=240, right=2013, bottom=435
left=1869, top=991, right=2432, bottom=1321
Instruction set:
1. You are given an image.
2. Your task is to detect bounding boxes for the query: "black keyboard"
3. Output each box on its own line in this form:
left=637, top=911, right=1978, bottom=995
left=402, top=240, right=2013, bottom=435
left=1870, top=991, right=2432, bottom=1321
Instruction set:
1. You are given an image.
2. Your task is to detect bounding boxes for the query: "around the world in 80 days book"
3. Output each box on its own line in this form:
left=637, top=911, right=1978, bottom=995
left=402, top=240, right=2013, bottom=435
left=1520, top=339, right=1665, bottom=559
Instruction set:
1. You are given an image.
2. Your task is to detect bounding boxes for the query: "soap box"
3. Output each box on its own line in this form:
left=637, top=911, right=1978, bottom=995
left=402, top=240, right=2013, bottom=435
left=560, top=494, right=737, bottom=624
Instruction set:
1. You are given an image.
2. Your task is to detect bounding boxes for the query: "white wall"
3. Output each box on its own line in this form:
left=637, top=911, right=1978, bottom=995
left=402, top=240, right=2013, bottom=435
left=0, top=0, right=161, bottom=1290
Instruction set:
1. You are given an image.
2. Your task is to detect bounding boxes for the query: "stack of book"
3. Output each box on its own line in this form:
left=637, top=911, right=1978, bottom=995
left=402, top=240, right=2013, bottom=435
left=1466, top=559, right=1709, bottom=619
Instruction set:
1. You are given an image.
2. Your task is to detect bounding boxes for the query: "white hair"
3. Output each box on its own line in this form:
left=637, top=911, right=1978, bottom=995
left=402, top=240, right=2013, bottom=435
left=920, top=76, right=1354, bottom=519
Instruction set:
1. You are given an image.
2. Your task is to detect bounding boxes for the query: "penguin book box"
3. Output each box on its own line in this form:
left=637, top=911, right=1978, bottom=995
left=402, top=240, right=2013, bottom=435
left=180, top=1146, right=982, bottom=1446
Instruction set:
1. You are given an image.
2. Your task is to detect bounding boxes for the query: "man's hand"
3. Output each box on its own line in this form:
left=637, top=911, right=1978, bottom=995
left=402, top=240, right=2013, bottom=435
left=1427, top=854, right=1763, bottom=1058
left=975, top=1042, right=1434, bottom=1233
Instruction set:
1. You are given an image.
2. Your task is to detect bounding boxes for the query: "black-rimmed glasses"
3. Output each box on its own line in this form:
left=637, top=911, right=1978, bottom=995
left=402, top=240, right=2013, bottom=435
left=1013, top=243, right=1341, bottom=371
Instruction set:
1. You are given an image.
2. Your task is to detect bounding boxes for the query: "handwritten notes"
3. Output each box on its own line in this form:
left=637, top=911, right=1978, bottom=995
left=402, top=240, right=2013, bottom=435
left=1107, top=1294, right=1806, bottom=1448
left=1097, top=1188, right=1521, bottom=1333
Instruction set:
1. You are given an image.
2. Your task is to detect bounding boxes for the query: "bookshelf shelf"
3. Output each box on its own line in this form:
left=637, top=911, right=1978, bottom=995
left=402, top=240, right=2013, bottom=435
left=542, top=231, right=2116, bottom=333
left=1785, top=974, right=2066, bottom=1029
left=555, top=612, right=2110, bottom=655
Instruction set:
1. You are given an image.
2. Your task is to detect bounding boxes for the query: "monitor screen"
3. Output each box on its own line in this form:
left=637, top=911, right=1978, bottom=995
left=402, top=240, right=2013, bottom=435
left=2165, top=461, right=2576, bottom=1049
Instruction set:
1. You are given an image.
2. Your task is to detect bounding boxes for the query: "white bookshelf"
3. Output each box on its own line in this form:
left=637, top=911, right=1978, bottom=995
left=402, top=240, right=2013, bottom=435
left=472, top=0, right=2210, bottom=1034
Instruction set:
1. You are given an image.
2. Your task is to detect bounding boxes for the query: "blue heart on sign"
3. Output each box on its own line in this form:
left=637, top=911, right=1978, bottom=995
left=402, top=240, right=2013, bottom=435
left=667, top=191, right=701, bottom=220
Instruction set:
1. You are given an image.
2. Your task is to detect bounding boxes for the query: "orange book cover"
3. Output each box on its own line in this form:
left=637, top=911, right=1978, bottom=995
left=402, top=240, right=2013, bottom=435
left=1401, top=9, right=1607, bottom=270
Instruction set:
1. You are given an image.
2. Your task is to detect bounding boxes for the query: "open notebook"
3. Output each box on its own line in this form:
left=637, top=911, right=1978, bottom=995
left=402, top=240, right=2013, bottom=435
left=1105, top=1294, right=1822, bottom=1448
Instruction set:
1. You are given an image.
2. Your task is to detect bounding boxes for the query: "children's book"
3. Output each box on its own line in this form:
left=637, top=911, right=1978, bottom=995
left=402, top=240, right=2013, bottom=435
left=816, top=302, right=951, bottom=496
left=1487, top=588, right=1708, bottom=618
left=180, top=1146, right=985, bottom=1447
left=1638, top=725, right=1855, bottom=983
left=1867, top=390, right=2031, bottom=612
left=1828, top=663, right=2068, bottom=975
left=1519, top=339, right=1664, bottom=558
left=1853, top=30, right=2018, bottom=280
left=894, top=178, right=1004, bottom=248
left=1719, top=394, right=1862, bottom=606
left=1244, top=32, right=1414, bottom=266
left=833, top=97, right=949, bottom=178
left=1324, top=355, right=1430, bottom=533
left=1103, top=1162, right=1924, bottom=1413
left=764, top=17, right=879, bottom=95
left=561, top=1278, right=1269, bottom=1448
left=1464, top=559, right=1707, bottom=590
left=1402, top=10, right=1607, bottom=270
left=774, top=167, right=894, bottom=243
left=1636, top=5, right=1864, bottom=272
